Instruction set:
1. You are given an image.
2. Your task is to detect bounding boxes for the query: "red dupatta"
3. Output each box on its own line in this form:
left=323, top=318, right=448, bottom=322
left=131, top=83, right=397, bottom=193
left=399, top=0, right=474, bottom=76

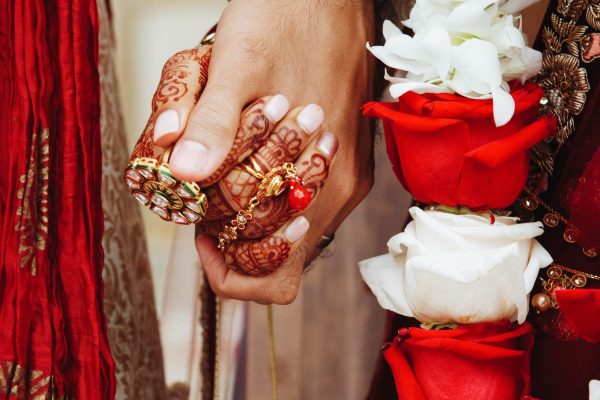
left=0, top=0, right=115, bottom=398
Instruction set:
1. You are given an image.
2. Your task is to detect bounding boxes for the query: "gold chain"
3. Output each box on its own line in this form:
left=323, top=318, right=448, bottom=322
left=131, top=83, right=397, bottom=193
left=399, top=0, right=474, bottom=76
left=217, top=162, right=299, bottom=251
left=532, top=262, right=600, bottom=312
left=522, top=187, right=597, bottom=258
left=550, top=262, right=600, bottom=282
left=267, top=305, right=279, bottom=400
left=213, top=296, right=221, bottom=400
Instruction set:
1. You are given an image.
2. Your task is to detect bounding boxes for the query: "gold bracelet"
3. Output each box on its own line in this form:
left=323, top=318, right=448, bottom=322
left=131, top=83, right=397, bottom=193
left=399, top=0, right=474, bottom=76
left=217, top=162, right=309, bottom=252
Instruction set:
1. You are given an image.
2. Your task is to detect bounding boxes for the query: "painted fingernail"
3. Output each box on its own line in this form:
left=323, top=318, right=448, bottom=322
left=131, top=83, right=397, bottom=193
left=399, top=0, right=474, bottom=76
left=296, top=104, right=324, bottom=134
left=264, top=94, right=289, bottom=123
left=284, top=216, right=310, bottom=243
left=170, top=140, right=208, bottom=175
left=154, top=109, right=180, bottom=142
left=316, top=132, right=338, bottom=158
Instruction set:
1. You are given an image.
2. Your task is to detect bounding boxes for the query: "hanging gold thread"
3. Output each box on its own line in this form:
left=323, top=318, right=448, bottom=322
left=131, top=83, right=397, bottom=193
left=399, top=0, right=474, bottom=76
left=267, top=304, right=279, bottom=400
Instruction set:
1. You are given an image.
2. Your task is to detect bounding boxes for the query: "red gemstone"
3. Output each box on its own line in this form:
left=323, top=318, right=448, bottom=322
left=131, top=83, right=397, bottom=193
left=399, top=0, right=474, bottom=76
left=288, top=184, right=311, bottom=210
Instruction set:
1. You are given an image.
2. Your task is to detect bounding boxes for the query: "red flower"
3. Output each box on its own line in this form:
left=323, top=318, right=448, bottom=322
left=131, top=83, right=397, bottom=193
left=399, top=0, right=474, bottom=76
left=384, top=322, right=535, bottom=400
left=363, top=82, right=557, bottom=209
left=555, top=289, right=600, bottom=343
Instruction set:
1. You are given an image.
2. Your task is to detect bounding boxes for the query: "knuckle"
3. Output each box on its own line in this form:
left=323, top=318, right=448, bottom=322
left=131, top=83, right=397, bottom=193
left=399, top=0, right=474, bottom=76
left=186, top=100, right=237, bottom=142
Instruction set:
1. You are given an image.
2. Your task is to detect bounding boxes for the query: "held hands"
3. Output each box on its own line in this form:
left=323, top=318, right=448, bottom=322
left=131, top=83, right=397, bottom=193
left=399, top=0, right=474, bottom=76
left=141, top=0, right=375, bottom=303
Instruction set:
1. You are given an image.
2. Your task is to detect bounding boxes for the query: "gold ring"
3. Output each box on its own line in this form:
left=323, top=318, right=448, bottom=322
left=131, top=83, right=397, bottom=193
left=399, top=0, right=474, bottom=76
left=239, top=156, right=267, bottom=180
left=124, top=149, right=208, bottom=225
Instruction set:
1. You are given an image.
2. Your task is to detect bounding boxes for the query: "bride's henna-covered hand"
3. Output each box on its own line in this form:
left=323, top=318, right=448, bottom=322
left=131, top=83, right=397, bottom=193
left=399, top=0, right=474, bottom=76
left=185, top=0, right=376, bottom=304
left=141, top=45, right=337, bottom=276
left=223, top=135, right=337, bottom=276
left=145, top=0, right=375, bottom=303
left=142, top=45, right=290, bottom=181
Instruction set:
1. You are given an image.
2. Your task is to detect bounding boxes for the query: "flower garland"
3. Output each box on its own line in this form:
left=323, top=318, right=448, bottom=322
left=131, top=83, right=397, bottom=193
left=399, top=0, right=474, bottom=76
left=360, top=0, right=559, bottom=398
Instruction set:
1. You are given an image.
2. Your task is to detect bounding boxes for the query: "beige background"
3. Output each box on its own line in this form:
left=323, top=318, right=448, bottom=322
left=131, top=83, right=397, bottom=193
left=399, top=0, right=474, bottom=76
left=113, top=0, right=227, bottom=310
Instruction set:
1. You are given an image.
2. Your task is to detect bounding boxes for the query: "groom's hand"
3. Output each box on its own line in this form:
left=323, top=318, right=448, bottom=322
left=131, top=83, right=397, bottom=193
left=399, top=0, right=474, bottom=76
left=155, top=0, right=376, bottom=304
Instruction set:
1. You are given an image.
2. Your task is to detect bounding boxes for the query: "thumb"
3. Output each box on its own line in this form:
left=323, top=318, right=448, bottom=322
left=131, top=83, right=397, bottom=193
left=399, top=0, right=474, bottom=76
left=169, top=89, right=289, bottom=183
left=168, top=83, right=243, bottom=181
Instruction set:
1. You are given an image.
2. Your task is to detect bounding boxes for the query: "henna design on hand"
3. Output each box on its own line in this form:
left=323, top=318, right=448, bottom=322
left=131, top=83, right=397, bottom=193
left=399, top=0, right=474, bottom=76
left=225, top=236, right=291, bottom=276
left=152, top=47, right=211, bottom=111
left=240, top=153, right=329, bottom=237
left=200, top=99, right=272, bottom=186
left=130, top=47, right=211, bottom=160
left=252, top=125, right=303, bottom=172
left=198, top=153, right=330, bottom=240
left=203, top=169, right=256, bottom=220
left=200, top=123, right=307, bottom=219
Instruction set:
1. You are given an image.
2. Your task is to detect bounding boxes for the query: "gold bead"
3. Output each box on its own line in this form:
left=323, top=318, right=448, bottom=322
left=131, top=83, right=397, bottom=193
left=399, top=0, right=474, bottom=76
left=563, top=228, right=578, bottom=243
left=571, top=274, right=587, bottom=288
left=583, top=247, right=598, bottom=258
left=547, top=266, right=562, bottom=279
left=523, top=197, right=539, bottom=211
left=542, top=213, right=560, bottom=227
left=532, top=293, right=552, bottom=312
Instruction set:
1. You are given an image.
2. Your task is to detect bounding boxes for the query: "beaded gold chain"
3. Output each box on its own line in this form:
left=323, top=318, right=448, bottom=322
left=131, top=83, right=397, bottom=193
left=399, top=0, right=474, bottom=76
left=522, top=187, right=597, bottom=258
left=217, top=162, right=300, bottom=251
left=532, top=262, right=600, bottom=313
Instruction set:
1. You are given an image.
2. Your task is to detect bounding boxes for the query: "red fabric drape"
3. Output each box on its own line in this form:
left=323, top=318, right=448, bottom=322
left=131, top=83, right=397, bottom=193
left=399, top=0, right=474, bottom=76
left=0, top=0, right=115, bottom=398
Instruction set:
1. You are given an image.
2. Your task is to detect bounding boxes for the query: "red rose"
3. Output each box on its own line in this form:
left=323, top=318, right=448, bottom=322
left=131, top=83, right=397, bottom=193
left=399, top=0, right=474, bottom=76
left=555, top=289, right=600, bottom=343
left=384, top=322, right=535, bottom=400
left=363, top=82, right=557, bottom=209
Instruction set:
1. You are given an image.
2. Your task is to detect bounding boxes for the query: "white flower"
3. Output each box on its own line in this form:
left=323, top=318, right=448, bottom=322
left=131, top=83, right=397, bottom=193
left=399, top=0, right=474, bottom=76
left=359, top=207, right=553, bottom=324
left=367, top=0, right=543, bottom=126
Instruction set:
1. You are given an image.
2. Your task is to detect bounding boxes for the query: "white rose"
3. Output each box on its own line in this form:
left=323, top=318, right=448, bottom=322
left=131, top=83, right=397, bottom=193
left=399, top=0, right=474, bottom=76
left=359, top=207, right=552, bottom=324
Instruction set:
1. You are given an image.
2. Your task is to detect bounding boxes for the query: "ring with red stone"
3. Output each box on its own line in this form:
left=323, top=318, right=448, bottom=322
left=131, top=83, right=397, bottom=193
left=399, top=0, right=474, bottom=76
left=217, top=162, right=312, bottom=251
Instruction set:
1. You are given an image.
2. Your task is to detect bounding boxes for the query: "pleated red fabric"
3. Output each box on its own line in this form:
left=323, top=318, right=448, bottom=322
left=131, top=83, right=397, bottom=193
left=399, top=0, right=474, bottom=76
left=0, top=0, right=115, bottom=398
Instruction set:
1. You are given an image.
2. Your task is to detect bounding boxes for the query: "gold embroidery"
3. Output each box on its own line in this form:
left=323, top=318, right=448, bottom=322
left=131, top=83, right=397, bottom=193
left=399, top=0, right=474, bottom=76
left=536, top=0, right=599, bottom=147
left=14, top=128, right=50, bottom=276
left=0, top=361, right=56, bottom=399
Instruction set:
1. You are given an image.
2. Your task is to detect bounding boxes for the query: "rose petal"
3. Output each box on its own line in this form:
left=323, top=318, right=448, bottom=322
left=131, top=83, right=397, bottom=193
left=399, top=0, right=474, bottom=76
left=359, top=254, right=415, bottom=317
left=359, top=207, right=553, bottom=324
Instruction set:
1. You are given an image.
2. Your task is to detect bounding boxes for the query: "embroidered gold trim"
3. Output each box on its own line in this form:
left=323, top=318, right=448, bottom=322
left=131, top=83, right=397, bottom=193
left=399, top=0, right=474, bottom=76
left=536, top=0, right=599, bottom=148
left=15, top=128, right=50, bottom=276
left=0, top=360, right=57, bottom=399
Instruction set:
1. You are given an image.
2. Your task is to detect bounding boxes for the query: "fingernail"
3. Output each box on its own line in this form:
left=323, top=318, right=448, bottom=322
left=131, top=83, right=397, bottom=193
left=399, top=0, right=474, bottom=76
left=316, top=132, right=338, bottom=157
left=284, top=216, right=310, bottom=243
left=264, top=94, right=289, bottom=123
left=170, top=140, right=209, bottom=175
left=154, top=109, right=180, bottom=142
left=296, top=104, right=324, bottom=134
